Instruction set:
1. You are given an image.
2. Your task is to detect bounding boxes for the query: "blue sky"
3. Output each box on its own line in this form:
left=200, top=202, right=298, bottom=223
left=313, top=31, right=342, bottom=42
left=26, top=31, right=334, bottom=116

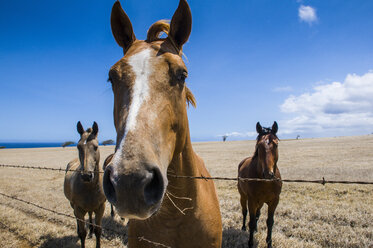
left=1, top=0, right=373, bottom=142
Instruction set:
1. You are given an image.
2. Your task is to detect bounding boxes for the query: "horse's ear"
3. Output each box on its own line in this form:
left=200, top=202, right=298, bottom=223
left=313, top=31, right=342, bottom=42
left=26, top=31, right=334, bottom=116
left=92, top=122, right=99, bottom=137
left=77, top=121, right=84, bottom=136
left=168, top=0, right=192, bottom=52
left=111, top=1, right=136, bottom=53
left=256, top=122, right=262, bottom=134
left=272, top=121, right=278, bottom=135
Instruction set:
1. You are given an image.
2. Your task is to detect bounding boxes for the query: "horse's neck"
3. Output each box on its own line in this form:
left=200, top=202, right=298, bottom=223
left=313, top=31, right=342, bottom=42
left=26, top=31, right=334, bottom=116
left=160, top=128, right=202, bottom=217
left=169, top=131, right=200, bottom=179
left=251, top=150, right=263, bottom=178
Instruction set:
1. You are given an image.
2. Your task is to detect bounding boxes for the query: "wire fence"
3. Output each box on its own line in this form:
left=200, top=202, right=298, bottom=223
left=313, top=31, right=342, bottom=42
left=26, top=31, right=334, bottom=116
left=2, top=163, right=373, bottom=185
left=1, top=162, right=373, bottom=247
left=0, top=191, right=171, bottom=248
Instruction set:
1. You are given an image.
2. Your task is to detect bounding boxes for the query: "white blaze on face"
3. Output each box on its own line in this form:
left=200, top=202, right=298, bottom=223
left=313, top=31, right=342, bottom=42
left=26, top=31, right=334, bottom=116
left=113, top=48, right=153, bottom=164
left=125, top=48, right=152, bottom=135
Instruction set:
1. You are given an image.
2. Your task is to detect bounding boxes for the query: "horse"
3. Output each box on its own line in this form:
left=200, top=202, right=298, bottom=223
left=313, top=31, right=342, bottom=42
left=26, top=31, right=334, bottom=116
left=237, top=122, right=282, bottom=248
left=102, top=0, right=222, bottom=247
left=64, top=121, right=106, bottom=248
left=103, top=153, right=115, bottom=218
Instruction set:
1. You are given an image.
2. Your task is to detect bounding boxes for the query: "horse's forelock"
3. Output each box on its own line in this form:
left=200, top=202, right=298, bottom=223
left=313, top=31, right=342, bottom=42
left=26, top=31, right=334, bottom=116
left=146, top=20, right=195, bottom=109
left=256, top=133, right=278, bottom=147
left=146, top=20, right=170, bottom=42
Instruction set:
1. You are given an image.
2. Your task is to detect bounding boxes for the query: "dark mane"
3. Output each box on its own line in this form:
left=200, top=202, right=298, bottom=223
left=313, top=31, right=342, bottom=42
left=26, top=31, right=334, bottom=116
left=256, top=127, right=275, bottom=141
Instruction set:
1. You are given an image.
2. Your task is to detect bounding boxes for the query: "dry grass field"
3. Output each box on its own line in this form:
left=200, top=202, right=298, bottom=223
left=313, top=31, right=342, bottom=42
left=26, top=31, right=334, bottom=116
left=0, top=135, right=372, bottom=247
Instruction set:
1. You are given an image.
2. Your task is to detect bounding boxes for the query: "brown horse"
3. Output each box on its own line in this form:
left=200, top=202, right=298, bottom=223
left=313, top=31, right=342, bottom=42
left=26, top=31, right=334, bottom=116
left=102, top=153, right=115, bottom=218
left=102, top=0, right=222, bottom=247
left=237, top=122, right=282, bottom=248
left=64, top=122, right=106, bottom=248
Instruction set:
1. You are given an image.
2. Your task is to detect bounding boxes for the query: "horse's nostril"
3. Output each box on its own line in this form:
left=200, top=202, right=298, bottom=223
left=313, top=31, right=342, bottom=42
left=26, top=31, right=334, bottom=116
left=103, top=165, right=117, bottom=204
left=81, top=173, right=93, bottom=182
left=144, top=167, right=164, bottom=206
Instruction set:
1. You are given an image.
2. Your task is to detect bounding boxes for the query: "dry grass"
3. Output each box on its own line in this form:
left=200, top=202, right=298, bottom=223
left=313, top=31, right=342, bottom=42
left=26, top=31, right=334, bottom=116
left=0, top=135, right=373, bottom=247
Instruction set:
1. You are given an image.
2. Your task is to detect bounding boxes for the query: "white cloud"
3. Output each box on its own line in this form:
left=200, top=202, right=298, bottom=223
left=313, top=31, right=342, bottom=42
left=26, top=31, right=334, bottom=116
left=219, top=131, right=257, bottom=138
left=280, top=71, right=373, bottom=136
left=273, top=86, right=293, bottom=92
left=298, top=5, right=317, bottom=24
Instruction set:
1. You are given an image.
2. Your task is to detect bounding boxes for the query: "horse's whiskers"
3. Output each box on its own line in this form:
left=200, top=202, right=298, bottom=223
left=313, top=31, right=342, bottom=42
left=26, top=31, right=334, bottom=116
left=166, top=184, right=184, bottom=190
left=166, top=191, right=192, bottom=201
left=165, top=192, right=193, bottom=215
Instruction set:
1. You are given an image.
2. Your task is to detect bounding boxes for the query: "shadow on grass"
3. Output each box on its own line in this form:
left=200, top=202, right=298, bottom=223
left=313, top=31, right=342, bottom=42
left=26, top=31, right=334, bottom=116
left=0, top=221, right=39, bottom=247
left=39, top=234, right=79, bottom=248
left=222, top=227, right=254, bottom=248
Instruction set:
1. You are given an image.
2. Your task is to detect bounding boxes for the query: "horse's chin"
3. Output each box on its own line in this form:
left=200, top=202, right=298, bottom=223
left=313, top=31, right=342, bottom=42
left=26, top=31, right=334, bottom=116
left=115, top=200, right=163, bottom=220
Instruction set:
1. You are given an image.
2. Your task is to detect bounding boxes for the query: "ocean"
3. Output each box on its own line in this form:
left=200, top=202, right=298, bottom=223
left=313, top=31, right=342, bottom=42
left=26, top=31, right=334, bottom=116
left=0, top=142, right=116, bottom=149
left=0, top=142, right=70, bottom=149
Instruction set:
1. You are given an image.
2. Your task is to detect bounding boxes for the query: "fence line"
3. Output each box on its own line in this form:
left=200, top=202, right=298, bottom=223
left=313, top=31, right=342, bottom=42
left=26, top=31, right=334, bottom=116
left=0, top=164, right=100, bottom=173
left=1, top=163, right=373, bottom=247
left=2, top=164, right=373, bottom=185
left=168, top=174, right=373, bottom=185
left=0, top=192, right=171, bottom=248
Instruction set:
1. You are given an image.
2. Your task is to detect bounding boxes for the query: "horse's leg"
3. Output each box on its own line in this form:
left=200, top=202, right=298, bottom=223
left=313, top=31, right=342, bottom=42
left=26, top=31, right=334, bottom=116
left=88, top=211, right=93, bottom=238
left=266, top=198, right=279, bottom=248
left=94, top=202, right=105, bottom=248
left=74, top=206, right=87, bottom=248
left=255, top=203, right=263, bottom=233
left=110, top=204, right=115, bottom=217
left=248, top=205, right=257, bottom=248
left=239, top=193, right=248, bottom=231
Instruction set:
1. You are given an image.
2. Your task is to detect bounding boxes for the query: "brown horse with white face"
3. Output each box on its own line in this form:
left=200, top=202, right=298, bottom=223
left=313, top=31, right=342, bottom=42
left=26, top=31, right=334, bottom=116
left=64, top=122, right=106, bottom=248
left=102, top=0, right=222, bottom=247
left=237, top=122, right=282, bottom=248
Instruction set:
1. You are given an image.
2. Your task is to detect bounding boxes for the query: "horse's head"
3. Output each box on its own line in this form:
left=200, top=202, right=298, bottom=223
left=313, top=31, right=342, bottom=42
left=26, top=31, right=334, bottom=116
left=103, top=0, right=195, bottom=220
left=255, top=122, right=279, bottom=179
left=76, top=121, right=100, bottom=182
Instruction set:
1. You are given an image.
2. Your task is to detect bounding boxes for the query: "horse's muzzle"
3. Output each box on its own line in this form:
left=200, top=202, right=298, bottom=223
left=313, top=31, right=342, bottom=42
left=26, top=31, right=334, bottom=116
left=81, top=172, right=94, bottom=182
left=103, top=163, right=165, bottom=219
left=263, top=171, right=275, bottom=180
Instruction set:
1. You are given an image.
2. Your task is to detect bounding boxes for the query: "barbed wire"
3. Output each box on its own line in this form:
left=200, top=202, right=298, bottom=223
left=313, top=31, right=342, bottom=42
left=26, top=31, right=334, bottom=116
left=0, top=164, right=105, bottom=173
left=0, top=192, right=171, bottom=248
left=1, top=163, right=372, bottom=247
left=168, top=174, right=373, bottom=185
left=2, top=164, right=373, bottom=185
left=0, top=192, right=118, bottom=233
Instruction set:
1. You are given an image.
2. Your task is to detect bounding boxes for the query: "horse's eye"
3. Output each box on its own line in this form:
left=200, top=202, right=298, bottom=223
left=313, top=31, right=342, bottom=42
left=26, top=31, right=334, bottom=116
left=176, top=70, right=188, bottom=84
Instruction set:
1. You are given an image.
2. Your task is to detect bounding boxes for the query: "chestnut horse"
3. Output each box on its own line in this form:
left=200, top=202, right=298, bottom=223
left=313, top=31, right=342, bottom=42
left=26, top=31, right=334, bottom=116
left=237, top=122, right=282, bottom=248
left=102, top=154, right=115, bottom=218
left=102, top=0, right=222, bottom=247
left=64, top=122, right=106, bottom=248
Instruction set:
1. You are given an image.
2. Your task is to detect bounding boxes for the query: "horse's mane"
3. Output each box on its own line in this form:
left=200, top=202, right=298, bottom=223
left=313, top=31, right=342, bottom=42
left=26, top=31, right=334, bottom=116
left=147, top=20, right=196, bottom=108
left=146, top=20, right=170, bottom=42
left=186, top=87, right=196, bottom=108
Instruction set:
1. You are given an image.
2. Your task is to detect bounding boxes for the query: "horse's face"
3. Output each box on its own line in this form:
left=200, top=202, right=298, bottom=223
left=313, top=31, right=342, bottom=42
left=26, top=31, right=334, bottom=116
left=256, top=122, right=279, bottom=179
left=103, top=0, right=193, bottom=220
left=76, top=122, right=100, bottom=182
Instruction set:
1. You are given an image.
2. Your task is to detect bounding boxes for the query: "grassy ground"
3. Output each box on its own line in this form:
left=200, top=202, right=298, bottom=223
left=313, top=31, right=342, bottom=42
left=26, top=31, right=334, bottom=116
left=0, top=135, right=372, bottom=247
